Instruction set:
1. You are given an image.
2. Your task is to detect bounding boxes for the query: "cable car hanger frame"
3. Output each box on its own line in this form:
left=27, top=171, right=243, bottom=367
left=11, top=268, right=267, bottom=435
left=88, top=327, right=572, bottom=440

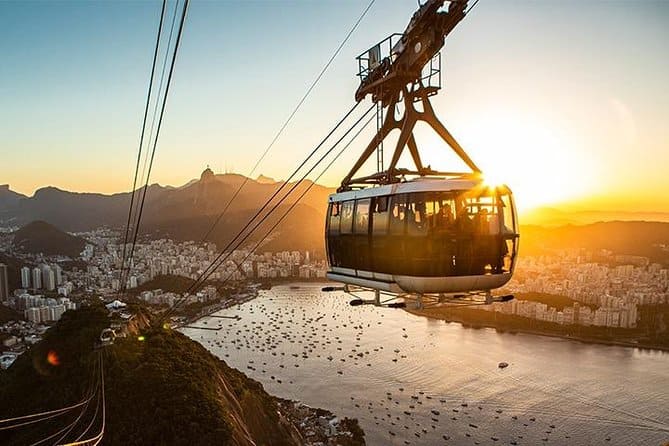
left=339, top=0, right=480, bottom=192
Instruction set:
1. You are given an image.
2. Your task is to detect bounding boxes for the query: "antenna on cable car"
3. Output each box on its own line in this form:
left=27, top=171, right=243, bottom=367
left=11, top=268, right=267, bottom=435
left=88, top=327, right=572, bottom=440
left=340, top=0, right=480, bottom=192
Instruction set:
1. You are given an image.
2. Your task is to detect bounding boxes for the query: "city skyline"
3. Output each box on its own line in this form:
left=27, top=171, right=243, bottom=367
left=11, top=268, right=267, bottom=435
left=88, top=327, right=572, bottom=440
left=1, top=1, right=668, bottom=214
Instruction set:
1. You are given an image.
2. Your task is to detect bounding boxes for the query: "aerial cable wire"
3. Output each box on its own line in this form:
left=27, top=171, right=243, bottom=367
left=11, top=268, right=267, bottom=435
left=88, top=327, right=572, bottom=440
left=28, top=382, right=96, bottom=446
left=0, top=402, right=90, bottom=432
left=70, top=367, right=103, bottom=443
left=120, top=0, right=181, bottom=293
left=0, top=402, right=88, bottom=428
left=198, top=0, right=376, bottom=244
left=465, top=0, right=480, bottom=14
left=122, top=0, right=189, bottom=295
left=159, top=101, right=368, bottom=321
left=71, top=386, right=101, bottom=443
left=210, top=112, right=376, bottom=297
left=119, top=0, right=167, bottom=297
left=174, top=110, right=375, bottom=321
left=61, top=352, right=106, bottom=446
left=0, top=359, right=97, bottom=431
left=158, top=101, right=366, bottom=321
left=24, top=405, right=89, bottom=446
left=51, top=356, right=101, bottom=445
left=6, top=354, right=99, bottom=446
left=133, top=0, right=182, bottom=224
left=210, top=111, right=376, bottom=291
left=163, top=103, right=374, bottom=321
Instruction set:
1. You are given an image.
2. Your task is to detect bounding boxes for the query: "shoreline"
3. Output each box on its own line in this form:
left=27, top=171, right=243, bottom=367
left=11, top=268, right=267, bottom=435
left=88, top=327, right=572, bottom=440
left=179, top=285, right=367, bottom=445
left=407, top=308, right=669, bottom=353
left=180, top=281, right=669, bottom=354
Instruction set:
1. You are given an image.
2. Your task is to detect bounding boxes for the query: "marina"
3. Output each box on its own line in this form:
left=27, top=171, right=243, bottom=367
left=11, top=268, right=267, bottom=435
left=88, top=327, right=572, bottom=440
left=182, top=284, right=669, bottom=445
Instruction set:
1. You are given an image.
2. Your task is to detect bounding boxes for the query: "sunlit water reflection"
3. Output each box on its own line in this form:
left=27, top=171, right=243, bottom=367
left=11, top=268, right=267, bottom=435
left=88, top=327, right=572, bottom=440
left=182, top=284, right=669, bottom=445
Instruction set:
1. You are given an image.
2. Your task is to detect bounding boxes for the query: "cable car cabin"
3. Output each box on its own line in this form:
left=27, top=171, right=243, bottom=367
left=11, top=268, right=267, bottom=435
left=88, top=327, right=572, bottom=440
left=325, top=178, right=519, bottom=294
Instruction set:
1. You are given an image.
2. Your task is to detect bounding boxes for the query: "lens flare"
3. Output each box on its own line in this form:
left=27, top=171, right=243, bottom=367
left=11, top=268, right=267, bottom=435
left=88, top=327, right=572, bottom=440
left=46, top=350, right=60, bottom=366
left=137, top=335, right=146, bottom=342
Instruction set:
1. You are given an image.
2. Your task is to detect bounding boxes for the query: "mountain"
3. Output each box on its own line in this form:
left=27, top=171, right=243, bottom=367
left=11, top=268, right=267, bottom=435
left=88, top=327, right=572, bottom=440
left=256, top=174, right=277, bottom=184
left=0, top=184, right=26, bottom=208
left=521, top=206, right=669, bottom=226
left=0, top=306, right=364, bottom=445
left=0, top=170, right=334, bottom=255
left=0, top=185, right=27, bottom=224
left=4, top=172, right=669, bottom=260
left=519, top=221, right=669, bottom=264
left=12, top=220, right=88, bottom=258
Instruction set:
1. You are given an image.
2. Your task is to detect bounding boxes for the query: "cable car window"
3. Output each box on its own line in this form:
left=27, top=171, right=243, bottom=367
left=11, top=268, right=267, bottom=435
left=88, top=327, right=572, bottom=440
left=375, top=196, right=388, bottom=213
left=500, top=193, right=515, bottom=234
left=389, top=195, right=407, bottom=235
left=354, top=198, right=371, bottom=234
left=340, top=201, right=354, bottom=234
left=428, top=194, right=456, bottom=232
left=460, top=193, right=498, bottom=235
left=328, top=202, right=341, bottom=234
left=372, top=196, right=389, bottom=234
left=407, top=194, right=428, bottom=236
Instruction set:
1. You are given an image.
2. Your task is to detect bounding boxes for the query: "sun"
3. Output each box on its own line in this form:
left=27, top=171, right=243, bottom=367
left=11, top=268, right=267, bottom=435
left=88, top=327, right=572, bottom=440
left=453, top=108, right=599, bottom=213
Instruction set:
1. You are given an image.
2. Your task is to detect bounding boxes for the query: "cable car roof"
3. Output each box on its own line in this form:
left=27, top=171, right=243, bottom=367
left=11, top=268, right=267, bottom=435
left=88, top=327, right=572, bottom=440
left=329, top=177, right=511, bottom=202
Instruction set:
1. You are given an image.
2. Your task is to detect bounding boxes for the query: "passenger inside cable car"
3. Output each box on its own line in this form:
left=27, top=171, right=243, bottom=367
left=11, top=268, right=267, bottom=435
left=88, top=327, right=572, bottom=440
left=326, top=186, right=518, bottom=279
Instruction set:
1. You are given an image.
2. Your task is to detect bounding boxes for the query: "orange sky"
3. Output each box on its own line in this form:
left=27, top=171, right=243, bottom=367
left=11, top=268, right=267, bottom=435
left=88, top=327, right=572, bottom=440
left=2, top=1, right=668, bottom=215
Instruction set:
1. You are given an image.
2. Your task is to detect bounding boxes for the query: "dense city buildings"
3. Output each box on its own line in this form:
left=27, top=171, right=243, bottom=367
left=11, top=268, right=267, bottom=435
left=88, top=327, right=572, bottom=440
left=31, top=267, right=41, bottom=290
left=20, top=266, right=30, bottom=289
left=68, top=228, right=327, bottom=294
left=496, top=249, right=668, bottom=328
left=1, top=224, right=668, bottom=367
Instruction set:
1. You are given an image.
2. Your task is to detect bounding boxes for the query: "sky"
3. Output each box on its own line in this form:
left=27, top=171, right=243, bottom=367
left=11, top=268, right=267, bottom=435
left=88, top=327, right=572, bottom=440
left=1, top=0, right=668, bottom=214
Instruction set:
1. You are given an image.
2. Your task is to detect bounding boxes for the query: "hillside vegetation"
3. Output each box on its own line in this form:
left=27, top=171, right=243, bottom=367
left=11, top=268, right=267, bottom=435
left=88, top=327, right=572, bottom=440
left=0, top=306, right=361, bottom=445
left=12, top=220, right=87, bottom=258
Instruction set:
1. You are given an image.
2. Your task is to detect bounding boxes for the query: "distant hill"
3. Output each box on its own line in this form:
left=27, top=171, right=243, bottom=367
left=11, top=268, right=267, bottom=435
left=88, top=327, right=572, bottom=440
left=0, top=171, right=334, bottom=255
left=0, top=185, right=27, bottom=224
left=520, top=221, right=669, bottom=264
left=4, top=173, right=669, bottom=261
left=127, top=274, right=195, bottom=294
left=521, top=206, right=669, bottom=226
left=12, top=221, right=87, bottom=258
left=256, top=174, right=277, bottom=184
left=0, top=184, right=26, bottom=208
left=0, top=306, right=363, bottom=445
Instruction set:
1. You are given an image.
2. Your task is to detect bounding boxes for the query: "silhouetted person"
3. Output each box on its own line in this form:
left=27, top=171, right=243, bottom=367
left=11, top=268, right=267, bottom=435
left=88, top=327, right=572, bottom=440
left=434, top=203, right=454, bottom=230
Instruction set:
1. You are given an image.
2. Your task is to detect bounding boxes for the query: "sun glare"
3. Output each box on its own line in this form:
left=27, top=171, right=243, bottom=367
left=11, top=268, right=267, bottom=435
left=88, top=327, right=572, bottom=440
left=46, top=350, right=60, bottom=366
left=453, top=109, right=599, bottom=213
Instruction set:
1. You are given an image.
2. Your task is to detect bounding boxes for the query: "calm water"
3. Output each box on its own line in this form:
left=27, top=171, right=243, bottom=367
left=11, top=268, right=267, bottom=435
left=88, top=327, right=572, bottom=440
left=182, top=284, right=669, bottom=446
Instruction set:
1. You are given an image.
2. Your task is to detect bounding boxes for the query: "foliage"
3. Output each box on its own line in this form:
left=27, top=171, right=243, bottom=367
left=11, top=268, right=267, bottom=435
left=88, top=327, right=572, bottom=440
left=0, top=303, right=22, bottom=323
left=127, top=274, right=195, bottom=295
left=0, top=305, right=311, bottom=445
left=13, top=220, right=87, bottom=257
left=0, top=305, right=106, bottom=445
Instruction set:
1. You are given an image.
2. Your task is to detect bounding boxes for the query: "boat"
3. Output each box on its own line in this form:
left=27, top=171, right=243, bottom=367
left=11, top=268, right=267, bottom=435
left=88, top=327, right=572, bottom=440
left=498, top=362, right=509, bottom=369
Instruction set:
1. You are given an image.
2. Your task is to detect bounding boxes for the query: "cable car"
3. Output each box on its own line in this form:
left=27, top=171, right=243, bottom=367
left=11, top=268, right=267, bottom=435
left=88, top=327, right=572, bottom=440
left=326, top=177, right=518, bottom=294
left=325, top=0, right=519, bottom=300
